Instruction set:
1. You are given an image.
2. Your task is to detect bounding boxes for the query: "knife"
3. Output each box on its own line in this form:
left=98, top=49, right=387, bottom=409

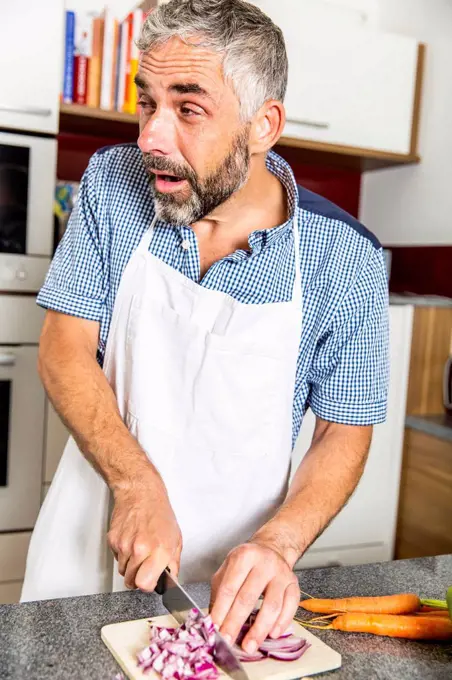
left=156, top=568, right=250, bottom=680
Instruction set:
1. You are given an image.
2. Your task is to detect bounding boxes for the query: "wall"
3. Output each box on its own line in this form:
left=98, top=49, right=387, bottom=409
left=360, top=0, right=452, bottom=246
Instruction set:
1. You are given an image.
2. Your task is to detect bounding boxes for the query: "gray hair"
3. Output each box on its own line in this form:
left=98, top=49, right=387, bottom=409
left=137, top=0, right=288, bottom=121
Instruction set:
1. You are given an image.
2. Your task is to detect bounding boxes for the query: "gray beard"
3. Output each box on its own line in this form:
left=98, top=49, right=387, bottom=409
left=143, top=129, right=250, bottom=226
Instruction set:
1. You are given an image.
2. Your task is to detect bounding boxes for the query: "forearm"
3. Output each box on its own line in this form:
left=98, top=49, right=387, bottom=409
left=252, top=419, right=372, bottom=566
left=39, top=313, right=162, bottom=494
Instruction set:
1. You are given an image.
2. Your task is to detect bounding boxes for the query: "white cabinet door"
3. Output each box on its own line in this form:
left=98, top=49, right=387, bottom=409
left=253, top=1, right=419, bottom=155
left=0, top=581, right=23, bottom=605
left=291, top=305, right=414, bottom=560
left=0, top=0, right=64, bottom=134
left=0, top=532, right=31, bottom=581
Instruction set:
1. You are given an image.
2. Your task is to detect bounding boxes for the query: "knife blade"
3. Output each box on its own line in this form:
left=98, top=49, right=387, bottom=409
left=156, top=568, right=250, bottom=680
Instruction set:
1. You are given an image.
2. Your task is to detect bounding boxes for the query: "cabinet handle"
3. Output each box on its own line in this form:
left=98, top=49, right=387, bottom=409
left=0, top=104, right=52, bottom=117
left=286, top=117, right=330, bottom=130
left=0, top=352, right=16, bottom=367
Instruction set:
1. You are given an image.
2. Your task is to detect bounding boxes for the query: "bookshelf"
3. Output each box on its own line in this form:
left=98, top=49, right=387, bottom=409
left=59, top=102, right=138, bottom=140
left=60, top=103, right=138, bottom=124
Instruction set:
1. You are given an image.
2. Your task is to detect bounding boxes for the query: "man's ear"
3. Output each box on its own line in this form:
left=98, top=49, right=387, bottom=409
left=249, top=100, right=286, bottom=154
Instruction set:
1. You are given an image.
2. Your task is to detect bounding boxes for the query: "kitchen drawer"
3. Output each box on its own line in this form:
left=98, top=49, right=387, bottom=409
left=0, top=580, right=23, bottom=604
left=0, top=532, right=31, bottom=581
left=296, top=543, right=391, bottom=570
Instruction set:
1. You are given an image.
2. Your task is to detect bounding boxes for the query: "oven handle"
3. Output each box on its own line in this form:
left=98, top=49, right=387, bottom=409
left=0, top=104, right=52, bottom=117
left=0, top=352, right=16, bottom=367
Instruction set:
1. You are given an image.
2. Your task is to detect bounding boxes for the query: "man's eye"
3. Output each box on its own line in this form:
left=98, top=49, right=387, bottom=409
left=137, top=100, right=153, bottom=110
left=181, top=106, right=200, bottom=117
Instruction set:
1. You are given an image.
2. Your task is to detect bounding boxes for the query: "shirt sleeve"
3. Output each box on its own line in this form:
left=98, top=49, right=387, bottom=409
left=307, top=247, right=390, bottom=425
left=37, top=152, right=107, bottom=321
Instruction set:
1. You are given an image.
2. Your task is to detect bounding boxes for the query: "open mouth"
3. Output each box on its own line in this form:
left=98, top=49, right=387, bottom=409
left=152, top=170, right=188, bottom=193
left=156, top=173, right=183, bottom=182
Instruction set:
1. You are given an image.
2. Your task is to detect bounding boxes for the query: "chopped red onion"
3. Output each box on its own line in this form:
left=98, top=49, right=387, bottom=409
left=136, top=608, right=310, bottom=679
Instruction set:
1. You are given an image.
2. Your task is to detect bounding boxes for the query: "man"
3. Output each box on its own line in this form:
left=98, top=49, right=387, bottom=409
left=22, top=0, right=389, bottom=656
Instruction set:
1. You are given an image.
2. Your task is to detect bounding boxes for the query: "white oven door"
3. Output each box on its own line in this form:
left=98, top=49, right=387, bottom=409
left=0, top=131, right=57, bottom=258
left=0, top=345, right=45, bottom=531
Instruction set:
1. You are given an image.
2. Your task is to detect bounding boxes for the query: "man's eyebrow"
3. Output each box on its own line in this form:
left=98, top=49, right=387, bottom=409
left=134, top=74, right=148, bottom=90
left=134, top=76, right=214, bottom=103
left=169, top=82, right=213, bottom=100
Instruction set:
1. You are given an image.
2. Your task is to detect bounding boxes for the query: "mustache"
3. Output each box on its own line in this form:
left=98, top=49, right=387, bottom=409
left=142, top=154, right=196, bottom=182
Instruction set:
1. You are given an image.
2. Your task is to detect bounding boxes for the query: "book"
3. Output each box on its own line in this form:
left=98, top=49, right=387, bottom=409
left=116, top=20, right=129, bottom=111
left=100, top=7, right=118, bottom=110
left=63, top=11, right=76, bottom=104
left=73, top=12, right=94, bottom=105
left=87, top=15, right=105, bottom=108
left=124, top=7, right=143, bottom=114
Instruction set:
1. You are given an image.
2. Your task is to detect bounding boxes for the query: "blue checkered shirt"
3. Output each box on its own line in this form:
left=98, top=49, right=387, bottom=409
left=38, top=145, right=389, bottom=445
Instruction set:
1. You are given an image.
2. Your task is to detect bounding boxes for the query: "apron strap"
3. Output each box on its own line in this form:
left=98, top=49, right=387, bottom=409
left=292, top=188, right=303, bottom=307
left=136, top=213, right=159, bottom=255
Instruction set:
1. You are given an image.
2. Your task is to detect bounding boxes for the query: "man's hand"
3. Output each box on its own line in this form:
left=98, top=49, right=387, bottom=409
left=209, top=540, right=300, bottom=655
left=108, top=475, right=182, bottom=591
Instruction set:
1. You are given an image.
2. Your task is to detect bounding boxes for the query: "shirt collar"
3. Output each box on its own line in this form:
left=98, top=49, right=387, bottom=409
left=247, top=150, right=298, bottom=253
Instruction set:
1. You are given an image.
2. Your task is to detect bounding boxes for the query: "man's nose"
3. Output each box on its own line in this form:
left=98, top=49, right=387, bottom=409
left=138, top=109, right=177, bottom=156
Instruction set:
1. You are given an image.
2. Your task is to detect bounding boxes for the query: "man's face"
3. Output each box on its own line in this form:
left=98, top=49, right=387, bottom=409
left=136, top=37, right=251, bottom=225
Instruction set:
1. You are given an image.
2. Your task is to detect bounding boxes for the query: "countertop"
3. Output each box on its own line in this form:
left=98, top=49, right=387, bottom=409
left=406, top=414, right=452, bottom=443
left=1, top=555, right=451, bottom=680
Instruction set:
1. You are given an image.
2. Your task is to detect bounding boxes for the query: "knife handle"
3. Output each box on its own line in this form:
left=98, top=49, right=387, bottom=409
left=155, top=568, right=169, bottom=595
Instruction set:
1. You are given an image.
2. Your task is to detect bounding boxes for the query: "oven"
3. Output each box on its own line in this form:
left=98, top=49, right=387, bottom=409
left=0, top=295, right=46, bottom=531
left=0, top=130, right=56, bottom=292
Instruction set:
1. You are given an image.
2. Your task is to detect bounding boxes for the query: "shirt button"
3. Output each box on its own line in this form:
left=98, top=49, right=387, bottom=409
left=181, top=239, right=190, bottom=251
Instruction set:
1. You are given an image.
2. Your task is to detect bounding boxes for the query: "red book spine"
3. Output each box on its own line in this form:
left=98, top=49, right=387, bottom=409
left=73, top=54, right=89, bottom=104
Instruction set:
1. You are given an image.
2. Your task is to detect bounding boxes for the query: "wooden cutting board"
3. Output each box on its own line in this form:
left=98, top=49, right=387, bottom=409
left=102, top=614, right=341, bottom=679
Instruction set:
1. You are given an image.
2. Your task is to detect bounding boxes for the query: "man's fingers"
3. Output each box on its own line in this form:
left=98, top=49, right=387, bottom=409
left=269, top=579, right=301, bottom=639
left=123, top=542, right=152, bottom=589
left=210, top=553, right=253, bottom=632
left=135, top=548, right=169, bottom=592
left=219, top=568, right=268, bottom=646
left=116, top=540, right=132, bottom=577
left=241, top=578, right=286, bottom=652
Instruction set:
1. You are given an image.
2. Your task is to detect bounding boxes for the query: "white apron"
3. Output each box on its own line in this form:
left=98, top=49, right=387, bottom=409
left=21, top=214, right=302, bottom=602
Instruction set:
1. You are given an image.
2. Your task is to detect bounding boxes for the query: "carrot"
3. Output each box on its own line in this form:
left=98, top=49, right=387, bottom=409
left=416, top=611, right=450, bottom=617
left=329, top=613, right=452, bottom=640
left=419, top=604, right=444, bottom=613
left=299, top=594, right=421, bottom=615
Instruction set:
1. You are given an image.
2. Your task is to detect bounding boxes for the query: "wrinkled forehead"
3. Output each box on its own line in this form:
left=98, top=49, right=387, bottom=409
left=138, top=36, right=232, bottom=100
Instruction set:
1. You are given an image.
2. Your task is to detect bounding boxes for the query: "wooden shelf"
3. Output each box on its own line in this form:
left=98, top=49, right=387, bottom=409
left=59, top=103, right=139, bottom=141
left=60, top=103, right=138, bottom=124
left=58, top=103, right=421, bottom=171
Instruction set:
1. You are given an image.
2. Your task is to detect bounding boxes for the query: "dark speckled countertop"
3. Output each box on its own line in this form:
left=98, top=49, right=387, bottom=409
left=1, top=555, right=451, bottom=680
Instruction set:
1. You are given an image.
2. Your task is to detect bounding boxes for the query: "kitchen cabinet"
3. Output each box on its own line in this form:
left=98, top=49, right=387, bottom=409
left=0, top=0, right=64, bottom=134
left=252, top=1, right=423, bottom=157
left=0, top=532, right=31, bottom=604
left=292, top=304, right=414, bottom=568
left=396, top=427, right=452, bottom=559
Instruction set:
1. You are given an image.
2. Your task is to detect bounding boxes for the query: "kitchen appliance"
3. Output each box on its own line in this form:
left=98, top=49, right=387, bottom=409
left=102, top=614, right=342, bottom=680
left=0, top=294, right=46, bottom=531
left=0, top=129, right=57, bottom=293
left=156, top=567, right=249, bottom=680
